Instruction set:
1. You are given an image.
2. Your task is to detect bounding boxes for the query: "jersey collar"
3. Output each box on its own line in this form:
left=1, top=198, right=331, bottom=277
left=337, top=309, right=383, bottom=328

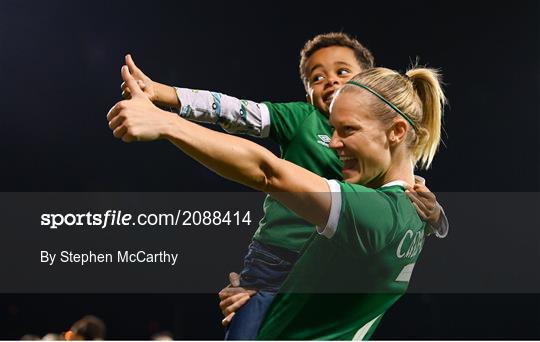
left=380, top=180, right=409, bottom=189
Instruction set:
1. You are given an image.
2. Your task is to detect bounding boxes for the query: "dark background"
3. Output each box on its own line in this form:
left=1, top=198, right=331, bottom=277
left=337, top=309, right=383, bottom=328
left=0, top=0, right=539, bottom=339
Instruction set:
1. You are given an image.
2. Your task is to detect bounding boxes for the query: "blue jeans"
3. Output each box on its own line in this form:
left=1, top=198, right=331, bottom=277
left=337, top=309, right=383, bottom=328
left=224, top=240, right=299, bottom=340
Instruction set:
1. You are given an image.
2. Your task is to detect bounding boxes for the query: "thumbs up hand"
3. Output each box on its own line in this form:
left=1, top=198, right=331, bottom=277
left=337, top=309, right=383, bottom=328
left=120, top=54, right=157, bottom=102
left=107, top=65, right=175, bottom=143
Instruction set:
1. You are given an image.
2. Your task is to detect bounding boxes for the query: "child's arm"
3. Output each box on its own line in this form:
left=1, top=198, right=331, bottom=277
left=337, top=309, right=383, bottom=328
left=121, top=55, right=179, bottom=107
left=122, top=54, right=271, bottom=138
left=406, top=180, right=449, bottom=238
left=109, top=66, right=332, bottom=228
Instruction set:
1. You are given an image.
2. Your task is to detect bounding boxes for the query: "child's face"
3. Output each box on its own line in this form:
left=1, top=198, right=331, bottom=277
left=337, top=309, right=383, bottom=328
left=305, top=46, right=364, bottom=115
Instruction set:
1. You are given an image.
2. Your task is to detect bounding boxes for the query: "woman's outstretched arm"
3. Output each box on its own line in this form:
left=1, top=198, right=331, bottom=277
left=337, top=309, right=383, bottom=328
left=108, top=65, right=332, bottom=228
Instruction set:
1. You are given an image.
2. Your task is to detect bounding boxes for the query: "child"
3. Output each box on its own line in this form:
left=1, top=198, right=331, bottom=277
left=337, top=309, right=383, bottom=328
left=120, top=32, right=448, bottom=339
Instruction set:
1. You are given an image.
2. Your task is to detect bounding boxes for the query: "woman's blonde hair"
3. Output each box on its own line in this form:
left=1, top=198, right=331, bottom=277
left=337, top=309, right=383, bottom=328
left=341, top=67, right=446, bottom=169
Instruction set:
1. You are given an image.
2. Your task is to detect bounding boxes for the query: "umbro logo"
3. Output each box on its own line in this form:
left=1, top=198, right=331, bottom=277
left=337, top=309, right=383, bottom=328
left=317, top=134, right=331, bottom=147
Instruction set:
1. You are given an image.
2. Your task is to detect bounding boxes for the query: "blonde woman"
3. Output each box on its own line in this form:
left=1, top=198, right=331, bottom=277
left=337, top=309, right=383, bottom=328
left=107, top=64, right=445, bottom=340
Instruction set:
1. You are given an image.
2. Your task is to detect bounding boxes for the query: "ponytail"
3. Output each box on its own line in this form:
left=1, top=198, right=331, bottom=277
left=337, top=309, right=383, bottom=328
left=406, top=68, right=446, bottom=169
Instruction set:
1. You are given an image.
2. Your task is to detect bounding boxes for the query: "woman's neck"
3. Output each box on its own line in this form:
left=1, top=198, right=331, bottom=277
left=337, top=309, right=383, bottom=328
left=381, top=152, right=415, bottom=187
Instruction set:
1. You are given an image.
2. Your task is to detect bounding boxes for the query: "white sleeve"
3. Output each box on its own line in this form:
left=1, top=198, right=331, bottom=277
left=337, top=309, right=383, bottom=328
left=430, top=203, right=449, bottom=238
left=175, top=87, right=271, bottom=137
left=316, top=179, right=342, bottom=239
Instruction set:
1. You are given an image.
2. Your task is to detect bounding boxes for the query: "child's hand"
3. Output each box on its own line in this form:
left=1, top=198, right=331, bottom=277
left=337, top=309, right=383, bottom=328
left=218, top=272, right=256, bottom=327
left=121, top=54, right=157, bottom=102
left=406, top=179, right=441, bottom=227
left=108, top=66, right=175, bottom=142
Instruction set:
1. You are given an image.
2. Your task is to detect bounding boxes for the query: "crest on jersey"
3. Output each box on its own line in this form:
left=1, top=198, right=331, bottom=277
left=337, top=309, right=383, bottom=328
left=317, top=134, right=331, bottom=147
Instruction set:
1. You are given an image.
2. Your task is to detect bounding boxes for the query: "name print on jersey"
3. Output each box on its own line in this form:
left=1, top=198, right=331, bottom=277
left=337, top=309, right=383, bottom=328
left=396, top=229, right=424, bottom=259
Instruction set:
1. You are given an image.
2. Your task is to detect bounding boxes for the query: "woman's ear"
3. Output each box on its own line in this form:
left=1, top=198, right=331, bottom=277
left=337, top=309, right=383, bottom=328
left=388, top=120, right=408, bottom=145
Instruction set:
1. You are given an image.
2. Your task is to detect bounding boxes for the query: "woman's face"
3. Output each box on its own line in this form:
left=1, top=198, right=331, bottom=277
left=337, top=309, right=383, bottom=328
left=329, top=90, right=392, bottom=187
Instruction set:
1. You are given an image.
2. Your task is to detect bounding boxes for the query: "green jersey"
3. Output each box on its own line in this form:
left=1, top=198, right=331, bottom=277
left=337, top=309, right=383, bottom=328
left=257, top=180, right=426, bottom=340
left=177, top=89, right=339, bottom=251
left=253, top=102, right=342, bottom=251
left=176, top=89, right=447, bottom=251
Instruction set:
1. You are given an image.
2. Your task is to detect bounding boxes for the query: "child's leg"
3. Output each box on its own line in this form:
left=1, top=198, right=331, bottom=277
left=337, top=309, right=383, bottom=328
left=224, top=291, right=276, bottom=340
left=224, top=240, right=299, bottom=340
